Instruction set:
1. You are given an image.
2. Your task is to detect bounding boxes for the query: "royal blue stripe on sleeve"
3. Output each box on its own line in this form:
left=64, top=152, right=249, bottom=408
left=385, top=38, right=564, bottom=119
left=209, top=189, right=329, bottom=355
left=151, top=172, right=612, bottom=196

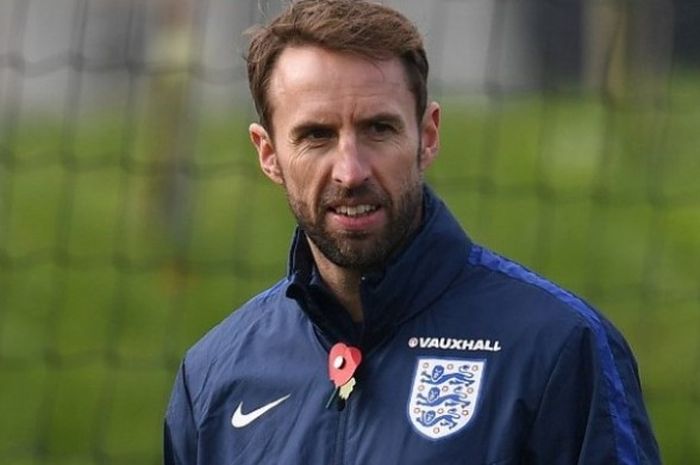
left=468, top=244, right=640, bottom=465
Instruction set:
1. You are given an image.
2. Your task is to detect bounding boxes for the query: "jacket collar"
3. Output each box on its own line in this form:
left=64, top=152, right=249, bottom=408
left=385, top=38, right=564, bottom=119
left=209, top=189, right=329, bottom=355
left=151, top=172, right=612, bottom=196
left=285, top=186, right=472, bottom=350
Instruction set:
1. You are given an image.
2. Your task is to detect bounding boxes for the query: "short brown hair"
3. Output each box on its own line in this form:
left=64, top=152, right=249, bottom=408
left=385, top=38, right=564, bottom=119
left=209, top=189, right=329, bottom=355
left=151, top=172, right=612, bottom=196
left=246, top=0, right=429, bottom=131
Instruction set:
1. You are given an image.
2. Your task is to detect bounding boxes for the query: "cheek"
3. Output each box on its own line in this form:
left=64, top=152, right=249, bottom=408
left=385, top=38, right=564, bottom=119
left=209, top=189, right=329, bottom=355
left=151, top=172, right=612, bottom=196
left=284, top=158, right=326, bottom=202
left=380, top=148, right=422, bottom=184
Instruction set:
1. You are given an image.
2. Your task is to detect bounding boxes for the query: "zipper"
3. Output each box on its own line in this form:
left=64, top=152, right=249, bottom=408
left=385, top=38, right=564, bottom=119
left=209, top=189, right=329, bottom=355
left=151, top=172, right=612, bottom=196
left=333, top=399, right=350, bottom=465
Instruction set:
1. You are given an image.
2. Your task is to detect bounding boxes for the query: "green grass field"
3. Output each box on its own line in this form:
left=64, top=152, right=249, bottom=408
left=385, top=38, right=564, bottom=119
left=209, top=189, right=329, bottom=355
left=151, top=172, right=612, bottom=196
left=1, top=71, right=699, bottom=464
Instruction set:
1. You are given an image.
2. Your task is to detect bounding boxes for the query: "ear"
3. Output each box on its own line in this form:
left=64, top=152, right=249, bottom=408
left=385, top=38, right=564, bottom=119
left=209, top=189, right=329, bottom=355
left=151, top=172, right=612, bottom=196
left=249, top=123, right=284, bottom=184
left=419, top=101, right=440, bottom=171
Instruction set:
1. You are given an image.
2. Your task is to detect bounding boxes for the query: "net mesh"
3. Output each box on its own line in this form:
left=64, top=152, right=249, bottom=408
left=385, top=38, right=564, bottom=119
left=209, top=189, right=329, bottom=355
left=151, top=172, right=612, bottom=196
left=1, top=0, right=698, bottom=464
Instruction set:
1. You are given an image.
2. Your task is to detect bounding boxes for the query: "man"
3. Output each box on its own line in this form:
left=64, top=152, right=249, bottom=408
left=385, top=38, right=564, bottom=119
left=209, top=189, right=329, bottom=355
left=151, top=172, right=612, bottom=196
left=164, top=1, right=661, bottom=464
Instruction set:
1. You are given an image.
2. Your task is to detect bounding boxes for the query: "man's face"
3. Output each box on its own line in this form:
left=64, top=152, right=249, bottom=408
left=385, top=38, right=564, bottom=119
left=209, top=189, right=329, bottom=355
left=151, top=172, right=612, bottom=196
left=250, top=46, right=440, bottom=272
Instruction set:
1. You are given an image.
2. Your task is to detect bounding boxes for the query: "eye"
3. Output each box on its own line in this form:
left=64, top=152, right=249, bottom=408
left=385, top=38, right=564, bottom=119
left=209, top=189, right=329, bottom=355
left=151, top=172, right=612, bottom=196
left=292, top=126, right=335, bottom=148
left=304, top=127, right=334, bottom=142
left=367, top=122, right=396, bottom=139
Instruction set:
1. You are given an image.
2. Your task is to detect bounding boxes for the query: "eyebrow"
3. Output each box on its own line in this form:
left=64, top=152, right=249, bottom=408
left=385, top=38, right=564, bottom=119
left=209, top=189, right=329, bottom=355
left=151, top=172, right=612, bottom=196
left=357, top=112, right=405, bottom=129
left=289, top=111, right=406, bottom=141
left=289, top=121, right=336, bottom=142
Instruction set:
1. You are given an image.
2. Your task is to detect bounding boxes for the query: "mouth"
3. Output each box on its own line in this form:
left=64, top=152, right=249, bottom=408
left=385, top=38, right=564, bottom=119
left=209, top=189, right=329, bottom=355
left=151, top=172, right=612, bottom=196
left=330, top=204, right=380, bottom=218
left=326, top=203, right=385, bottom=232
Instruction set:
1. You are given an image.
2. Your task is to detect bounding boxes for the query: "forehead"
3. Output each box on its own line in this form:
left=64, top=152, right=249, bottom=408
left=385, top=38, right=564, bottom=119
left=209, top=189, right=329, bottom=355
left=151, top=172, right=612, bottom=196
left=267, top=45, right=415, bottom=127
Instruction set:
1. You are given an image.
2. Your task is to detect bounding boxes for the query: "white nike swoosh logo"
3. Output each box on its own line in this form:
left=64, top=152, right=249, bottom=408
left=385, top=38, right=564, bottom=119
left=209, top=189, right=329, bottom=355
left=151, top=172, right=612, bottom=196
left=231, top=394, right=291, bottom=428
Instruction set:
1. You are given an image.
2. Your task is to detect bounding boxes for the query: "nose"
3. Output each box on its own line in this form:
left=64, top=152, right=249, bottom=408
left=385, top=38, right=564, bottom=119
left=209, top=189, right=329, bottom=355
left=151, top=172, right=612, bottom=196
left=331, top=134, right=370, bottom=188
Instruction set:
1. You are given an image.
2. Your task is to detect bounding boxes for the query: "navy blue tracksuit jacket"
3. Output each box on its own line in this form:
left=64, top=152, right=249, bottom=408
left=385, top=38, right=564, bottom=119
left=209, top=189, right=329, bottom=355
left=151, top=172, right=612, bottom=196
left=165, top=189, right=661, bottom=465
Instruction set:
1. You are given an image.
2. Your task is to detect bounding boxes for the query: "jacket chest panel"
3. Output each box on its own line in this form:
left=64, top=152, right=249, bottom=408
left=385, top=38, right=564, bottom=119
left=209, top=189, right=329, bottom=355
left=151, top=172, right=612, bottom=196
left=195, top=341, right=339, bottom=465
left=340, top=333, right=526, bottom=465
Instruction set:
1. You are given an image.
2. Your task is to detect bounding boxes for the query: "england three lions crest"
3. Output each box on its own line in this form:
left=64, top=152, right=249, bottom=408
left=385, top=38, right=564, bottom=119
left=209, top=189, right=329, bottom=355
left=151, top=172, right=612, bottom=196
left=408, top=358, right=486, bottom=439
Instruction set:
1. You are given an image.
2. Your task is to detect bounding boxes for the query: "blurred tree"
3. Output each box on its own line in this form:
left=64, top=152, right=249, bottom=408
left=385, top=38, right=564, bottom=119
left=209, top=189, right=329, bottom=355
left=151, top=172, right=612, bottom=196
left=584, top=0, right=673, bottom=105
left=147, top=0, right=194, bottom=255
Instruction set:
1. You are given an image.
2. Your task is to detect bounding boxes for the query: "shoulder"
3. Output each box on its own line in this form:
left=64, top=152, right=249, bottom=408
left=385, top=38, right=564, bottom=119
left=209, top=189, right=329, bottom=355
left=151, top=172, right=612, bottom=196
left=462, top=243, right=642, bottom=395
left=192, top=278, right=292, bottom=354
left=180, top=278, right=298, bottom=383
left=462, top=244, right=628, bottom=353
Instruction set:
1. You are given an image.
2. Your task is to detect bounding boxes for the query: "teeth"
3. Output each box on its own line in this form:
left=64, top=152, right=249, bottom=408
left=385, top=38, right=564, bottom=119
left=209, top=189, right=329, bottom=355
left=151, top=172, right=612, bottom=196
left=335, top=204, right=377, bottom=217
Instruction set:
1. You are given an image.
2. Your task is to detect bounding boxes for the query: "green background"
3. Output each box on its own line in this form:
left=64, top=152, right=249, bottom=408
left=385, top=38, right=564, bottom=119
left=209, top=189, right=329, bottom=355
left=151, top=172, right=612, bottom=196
left=1, top=63, right=699, bottom=465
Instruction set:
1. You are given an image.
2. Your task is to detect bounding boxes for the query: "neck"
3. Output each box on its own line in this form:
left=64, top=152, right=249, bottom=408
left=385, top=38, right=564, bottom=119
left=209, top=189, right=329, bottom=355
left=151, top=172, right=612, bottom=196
left=307, top=240, right=364, bottom=322
left=304, top=191, right=427, bottom=323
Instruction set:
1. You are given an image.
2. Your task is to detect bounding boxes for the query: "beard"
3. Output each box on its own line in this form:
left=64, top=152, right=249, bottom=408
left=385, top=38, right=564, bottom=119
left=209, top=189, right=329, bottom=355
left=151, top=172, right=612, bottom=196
left=286, top=177, right=424, bottom=273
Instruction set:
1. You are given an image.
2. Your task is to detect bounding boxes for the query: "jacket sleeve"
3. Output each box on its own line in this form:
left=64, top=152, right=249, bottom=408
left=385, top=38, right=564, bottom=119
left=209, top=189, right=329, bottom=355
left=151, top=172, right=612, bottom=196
left=164, top=360, right=198, bottom=465
left=524, top=322, right=661, bottom=465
